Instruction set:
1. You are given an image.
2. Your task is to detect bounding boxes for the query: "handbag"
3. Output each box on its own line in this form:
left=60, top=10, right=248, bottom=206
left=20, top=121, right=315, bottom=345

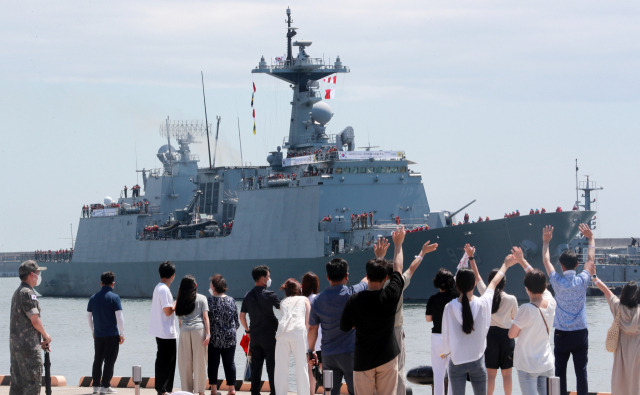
left=606, top=308, right=621, bottom=353
left=244, top=353, right=252, bottom=381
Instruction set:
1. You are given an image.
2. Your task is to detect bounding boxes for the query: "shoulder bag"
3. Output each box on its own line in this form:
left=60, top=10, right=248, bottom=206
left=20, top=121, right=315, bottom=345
left=605, top=308, right=621, bottom=353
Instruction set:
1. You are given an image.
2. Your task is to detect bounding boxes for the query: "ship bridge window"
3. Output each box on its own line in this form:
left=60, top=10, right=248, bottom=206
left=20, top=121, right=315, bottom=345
left=381, top=167, right=390, bottom=173
left=358, top=167, right=366, bottom=173
left=390, top=167, right=398, bottom=173
left=366, top=167, right=374, bottom=173
left=375, top=167, right=382, bottom=173
left=399, top=166, right=407, bottom=173
left=335, top=168, right=343, bottom=174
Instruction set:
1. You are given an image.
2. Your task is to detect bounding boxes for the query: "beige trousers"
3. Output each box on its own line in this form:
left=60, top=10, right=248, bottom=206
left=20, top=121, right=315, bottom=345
left=394, top=326, right=406, bottom=395
left=178, top=328, right=208, bottom=393
left=353, top=356, right=398, bottom=395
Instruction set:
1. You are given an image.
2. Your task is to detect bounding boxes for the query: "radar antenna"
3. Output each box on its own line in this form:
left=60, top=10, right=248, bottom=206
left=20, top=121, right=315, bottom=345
left=285, top=7, right=297, bottom=65
left=159, top=119, right=211, bottom=141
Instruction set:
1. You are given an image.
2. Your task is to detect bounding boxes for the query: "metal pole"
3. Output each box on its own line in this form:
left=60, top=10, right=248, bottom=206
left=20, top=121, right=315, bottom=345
left=547, top=376, right=560, bottom=395
left=132, top=365, right=142, bottom=395
left=323, top=369, right=333, bottom=395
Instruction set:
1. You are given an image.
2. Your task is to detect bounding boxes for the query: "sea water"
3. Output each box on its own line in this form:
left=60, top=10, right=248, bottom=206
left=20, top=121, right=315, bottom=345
left=0, top=277, right=614, bottom=394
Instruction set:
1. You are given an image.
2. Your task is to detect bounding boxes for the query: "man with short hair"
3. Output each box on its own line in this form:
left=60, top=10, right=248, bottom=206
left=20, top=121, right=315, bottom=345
left=149, top=261, right=178, bottom=395
left=308, top=258, right=368, bottom=395
left=240, top=265, right=280, bottom=395
left=87, top=271, right=125, bottom=394
left=541, top=224, right=595, bottom=395
left=341, top=227, right=414, bottom=394
left=10, top=260, right=51, bottom=395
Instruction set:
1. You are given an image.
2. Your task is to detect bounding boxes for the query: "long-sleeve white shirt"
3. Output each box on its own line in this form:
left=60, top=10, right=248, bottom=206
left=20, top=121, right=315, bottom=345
left=441, top=288, right=494, bottom=365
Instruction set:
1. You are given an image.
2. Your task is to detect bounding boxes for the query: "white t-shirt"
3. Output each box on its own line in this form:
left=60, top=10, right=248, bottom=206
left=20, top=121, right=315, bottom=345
left=149, top=282, right=178, bottom=339
left=512, top=290, right=556, bottom=374
left=441, top=288, right=494, bottom=365
left=477, top=280, right=518, bottom=329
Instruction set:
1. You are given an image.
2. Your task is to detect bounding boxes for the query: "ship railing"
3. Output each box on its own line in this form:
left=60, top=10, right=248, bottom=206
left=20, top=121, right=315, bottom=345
left=282, top=134, right=337, bottom=148
left=147, top=168, right=163, bottom=178
left=269, top=58, right=331, bottom=69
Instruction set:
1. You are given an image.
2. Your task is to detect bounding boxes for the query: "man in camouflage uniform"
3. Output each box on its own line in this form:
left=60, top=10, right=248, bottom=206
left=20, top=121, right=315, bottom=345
left=10, top=260, right=52, bottom=395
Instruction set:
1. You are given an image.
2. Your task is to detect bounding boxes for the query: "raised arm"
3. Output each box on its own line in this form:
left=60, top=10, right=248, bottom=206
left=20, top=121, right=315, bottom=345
left=511, top=246, right=533, bottom=272
left=579, top=223, right=596, bottom=274
left=391, top=226, right=406, bottom=273
left=592, top=272, right=614, bottom=301
left=374, top=237, right=390, bottom=260
left=405, top=241, right=438, bottom=279
left=465, top=244, right=483, bottom=287
left=542, top=225, right=556, bottom=276
left=486, top=254, right=517, bottom=291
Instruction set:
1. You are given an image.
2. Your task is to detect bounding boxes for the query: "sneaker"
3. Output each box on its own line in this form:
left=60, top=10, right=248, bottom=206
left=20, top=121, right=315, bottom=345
left=92, top=387, right=100, bottom=394
left=100, top=388, right=117, bottom=394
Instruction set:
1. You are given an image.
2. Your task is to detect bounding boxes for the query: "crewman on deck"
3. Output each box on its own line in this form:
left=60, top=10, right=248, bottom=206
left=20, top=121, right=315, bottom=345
left=463, top=213, right=469, bottom=224
left=369, top=211, right=373, bottom=227
left=123, top=185, right=128, bottom=198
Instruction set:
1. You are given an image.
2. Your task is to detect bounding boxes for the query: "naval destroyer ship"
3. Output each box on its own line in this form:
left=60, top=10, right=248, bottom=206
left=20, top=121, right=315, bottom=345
left=37, top=8, right=594, bottom=300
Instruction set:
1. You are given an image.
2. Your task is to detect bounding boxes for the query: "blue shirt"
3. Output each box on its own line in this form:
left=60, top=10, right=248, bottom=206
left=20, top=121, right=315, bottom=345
left=87, top=286, right=123, bottom=337
left=549, top=270, right=590, bottom=331
left=309, top=281, right=368, bottom=356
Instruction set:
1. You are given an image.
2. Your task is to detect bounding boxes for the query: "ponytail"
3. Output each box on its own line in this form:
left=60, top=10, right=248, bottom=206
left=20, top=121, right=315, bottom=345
left=455, top=269, right=476, bottom=334
left=461, top=293, right=474, bottom=334
left=488, top=269, right=506, bottom=314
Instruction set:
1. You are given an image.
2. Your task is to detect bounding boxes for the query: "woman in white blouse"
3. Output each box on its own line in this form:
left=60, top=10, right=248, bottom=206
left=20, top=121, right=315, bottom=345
left=469, top=244, right=519, bottom=395
left=508, top=247, right=556, bottom=395
left=441, top=249, right=517, bottom=395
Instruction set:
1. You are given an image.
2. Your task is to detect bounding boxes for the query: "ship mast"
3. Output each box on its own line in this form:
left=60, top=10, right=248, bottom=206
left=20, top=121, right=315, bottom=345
left=253, top=8, right=350, bottom=153
left=575, top=161, right=603, bottom=228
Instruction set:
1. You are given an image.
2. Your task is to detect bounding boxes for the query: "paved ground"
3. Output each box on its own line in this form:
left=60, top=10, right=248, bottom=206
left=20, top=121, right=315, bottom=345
left=0, top=387, right=294, bottom=395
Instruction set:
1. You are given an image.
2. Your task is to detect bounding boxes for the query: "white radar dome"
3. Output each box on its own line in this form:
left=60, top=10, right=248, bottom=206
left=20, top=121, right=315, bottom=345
left=104, top=196, right=113, bottom=205
left=312, top=102, right=333, bottom=125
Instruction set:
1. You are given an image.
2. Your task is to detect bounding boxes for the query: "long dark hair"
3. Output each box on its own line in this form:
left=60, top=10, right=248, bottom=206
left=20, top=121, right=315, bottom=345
left=620, top=281, right=639, bottom=309
left=301, top=272, right=319, bottom=297
left=175, top=275, right=197, bottom=316
left=456, top=269, right=476, bottom=334
left=487, top=269, right=506, bottom=314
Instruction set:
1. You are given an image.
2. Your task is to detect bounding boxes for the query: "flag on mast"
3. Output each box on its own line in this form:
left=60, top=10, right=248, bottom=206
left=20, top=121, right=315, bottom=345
left=325, top=89, right=335, bottom=99
left=253, top=121, right=256, bottom=135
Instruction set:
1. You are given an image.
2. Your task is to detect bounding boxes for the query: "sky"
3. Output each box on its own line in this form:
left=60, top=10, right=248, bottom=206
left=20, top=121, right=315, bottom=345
left=1, top=0, right=638, bottom=251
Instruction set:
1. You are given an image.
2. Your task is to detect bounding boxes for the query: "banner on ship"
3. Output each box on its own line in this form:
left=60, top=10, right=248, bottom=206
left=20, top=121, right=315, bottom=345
left=91, top=208, right=118, bottom=217
left=282, top=154, right=316, bottom=167
left=338, top=151, right=405, bottom=161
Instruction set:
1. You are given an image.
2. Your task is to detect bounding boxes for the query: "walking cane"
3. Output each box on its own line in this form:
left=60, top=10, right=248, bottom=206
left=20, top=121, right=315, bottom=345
left=43, top=345, right=52, bottom=395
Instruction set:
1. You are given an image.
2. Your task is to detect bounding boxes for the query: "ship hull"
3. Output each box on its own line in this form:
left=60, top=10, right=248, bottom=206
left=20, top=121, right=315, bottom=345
left=37, top=211, right=594, bottom=300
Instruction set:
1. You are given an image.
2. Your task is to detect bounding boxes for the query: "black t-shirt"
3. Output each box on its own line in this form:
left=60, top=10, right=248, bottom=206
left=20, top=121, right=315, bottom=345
left=340, top=271, right=404, bottom=371
left=240, top=286, right=280, bottom=340
left=425, top=289, right=457, bottom=334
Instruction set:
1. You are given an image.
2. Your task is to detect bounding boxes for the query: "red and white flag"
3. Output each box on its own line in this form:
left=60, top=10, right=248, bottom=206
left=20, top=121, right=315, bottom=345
left=325, top=89, right=335, bottom=99
left=323, top=76, right=337, bottom=84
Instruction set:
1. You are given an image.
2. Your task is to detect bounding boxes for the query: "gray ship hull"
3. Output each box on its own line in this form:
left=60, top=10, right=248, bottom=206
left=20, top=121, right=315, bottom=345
left=37, top=210, right=594, bottom=300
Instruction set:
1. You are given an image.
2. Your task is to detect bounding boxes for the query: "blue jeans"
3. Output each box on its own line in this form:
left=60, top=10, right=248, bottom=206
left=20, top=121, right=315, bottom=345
left=517, top=368, right=554, bottom=395
left=554, top=328, right=588, bottom=395
left=448, top=356, right=487, bottom=395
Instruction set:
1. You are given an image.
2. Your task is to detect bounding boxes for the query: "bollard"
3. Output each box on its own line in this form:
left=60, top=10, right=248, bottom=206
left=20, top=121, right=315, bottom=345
left=323, top=370, right=333, bottom=395
left=547, top=376, right=560, bottom=395
left=132, top=366, right=142, bottom=395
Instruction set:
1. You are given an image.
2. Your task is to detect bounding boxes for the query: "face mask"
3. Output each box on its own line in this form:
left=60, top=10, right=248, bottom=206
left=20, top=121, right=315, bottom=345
left=209, top=288, right=214, bottom=296
left=266, top=278, right=272, bottom=288
left=35, top=273, right=42, bottom=286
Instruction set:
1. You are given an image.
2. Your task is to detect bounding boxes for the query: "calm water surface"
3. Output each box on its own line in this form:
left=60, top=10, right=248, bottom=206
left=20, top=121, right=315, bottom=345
left=0, top=277, right=614, bottom=394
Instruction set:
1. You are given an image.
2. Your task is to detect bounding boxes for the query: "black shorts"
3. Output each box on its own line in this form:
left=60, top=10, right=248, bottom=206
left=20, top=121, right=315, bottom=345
left=484, top=326, right=514, bottom=369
